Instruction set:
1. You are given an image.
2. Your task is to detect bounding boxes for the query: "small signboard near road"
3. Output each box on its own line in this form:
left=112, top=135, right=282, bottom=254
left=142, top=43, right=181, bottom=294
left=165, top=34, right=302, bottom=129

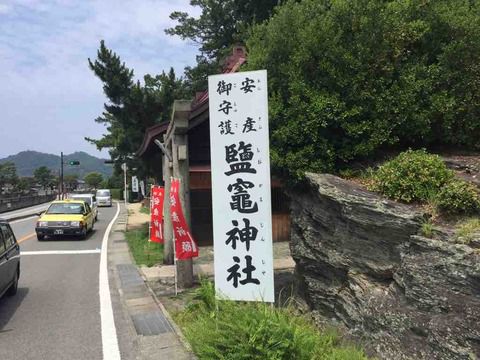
left=208, top=70, right=274, bottom=303
left=132, top=176, right=139, bottom=193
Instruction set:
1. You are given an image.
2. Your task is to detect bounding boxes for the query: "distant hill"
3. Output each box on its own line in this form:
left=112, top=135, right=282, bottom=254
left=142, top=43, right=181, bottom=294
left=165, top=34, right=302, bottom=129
left=0, top=150, right=113, bottom=178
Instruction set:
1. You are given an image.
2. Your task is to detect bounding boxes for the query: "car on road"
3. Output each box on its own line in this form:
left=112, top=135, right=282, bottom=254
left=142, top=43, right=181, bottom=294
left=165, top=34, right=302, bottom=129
left=96, top=189, right=112, bottom=207
left=35, top=200, right=95, bottom=240
left=69, top=193, right=98, bottom=221
left=0, top=219, right=20, bottom=298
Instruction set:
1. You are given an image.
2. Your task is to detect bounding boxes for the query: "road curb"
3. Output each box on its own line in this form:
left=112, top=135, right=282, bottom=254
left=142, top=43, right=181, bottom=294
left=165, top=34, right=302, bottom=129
left=143, top=275, right=198, bottom=359
left=5, top=211, right=43, bottom=222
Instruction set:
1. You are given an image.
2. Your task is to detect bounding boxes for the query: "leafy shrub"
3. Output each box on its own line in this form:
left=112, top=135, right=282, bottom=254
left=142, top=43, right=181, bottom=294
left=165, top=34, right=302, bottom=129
left=436, top=180, right=480, bottom=215
left=369, top=150, right=453, bottom=202
left=247, top=0, right=480, bottom=180
left=175, top=280, right=369, bottom=360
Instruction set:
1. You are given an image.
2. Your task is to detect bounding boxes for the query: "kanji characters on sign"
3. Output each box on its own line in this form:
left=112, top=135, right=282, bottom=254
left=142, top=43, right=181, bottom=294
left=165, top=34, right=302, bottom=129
left=209, top=70, right=274, bottom=303
left=169, top=178, right=199, bottom=260
left=149, top=185, right=164, bottom=243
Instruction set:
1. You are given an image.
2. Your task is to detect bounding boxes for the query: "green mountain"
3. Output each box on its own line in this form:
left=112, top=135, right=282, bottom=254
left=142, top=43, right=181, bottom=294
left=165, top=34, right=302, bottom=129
left=0, top=150, right=113, bottom=178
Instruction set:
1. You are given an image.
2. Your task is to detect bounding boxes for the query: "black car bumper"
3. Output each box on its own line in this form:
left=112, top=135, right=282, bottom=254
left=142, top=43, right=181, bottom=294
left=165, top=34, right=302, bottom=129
left=35, top=227, right=84, bottom=236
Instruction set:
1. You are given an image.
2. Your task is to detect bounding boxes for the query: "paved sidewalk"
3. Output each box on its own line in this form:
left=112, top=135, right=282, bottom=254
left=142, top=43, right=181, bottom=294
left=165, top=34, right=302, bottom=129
left=110, top=204, right=195, bottom=360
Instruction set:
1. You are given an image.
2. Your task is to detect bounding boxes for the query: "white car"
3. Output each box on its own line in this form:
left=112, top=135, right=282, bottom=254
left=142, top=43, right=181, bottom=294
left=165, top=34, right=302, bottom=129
left=96, top=189, right=112, bottom=207
left=69, top=193, right=98, bottom=221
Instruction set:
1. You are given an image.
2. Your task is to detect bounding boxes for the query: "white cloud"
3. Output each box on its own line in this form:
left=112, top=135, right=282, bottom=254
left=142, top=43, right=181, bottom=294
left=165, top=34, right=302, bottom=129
left=0, top=0, right=200, bottom=158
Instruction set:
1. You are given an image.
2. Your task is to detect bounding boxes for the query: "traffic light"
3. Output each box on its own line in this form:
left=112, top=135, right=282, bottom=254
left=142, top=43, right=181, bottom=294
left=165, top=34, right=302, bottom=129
left=68, top=160, right=80, bottom=166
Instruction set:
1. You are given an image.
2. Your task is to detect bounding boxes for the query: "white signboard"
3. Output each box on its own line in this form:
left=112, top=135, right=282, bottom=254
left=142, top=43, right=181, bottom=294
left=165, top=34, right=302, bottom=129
left=209, top=70, right=274, bottom=302
left=131, top=176, right=139, bottom=193
left=140, top=180, right=145, bottom=197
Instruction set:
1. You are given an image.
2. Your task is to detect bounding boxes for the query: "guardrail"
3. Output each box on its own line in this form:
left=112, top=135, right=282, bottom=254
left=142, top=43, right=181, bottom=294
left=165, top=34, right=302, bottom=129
left=0, top=194, right=57, bottom=214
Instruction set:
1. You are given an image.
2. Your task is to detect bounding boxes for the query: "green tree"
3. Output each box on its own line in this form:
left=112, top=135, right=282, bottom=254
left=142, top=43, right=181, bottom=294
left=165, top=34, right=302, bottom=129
left=0, top=162, right=18, bottom=192
left=84, top=172, right=104, bottom=190
left=16, top=177, right=35, bottom=193
left=166, top=0, right=280, bottom=60
left=34, top=166, right=53, bottom=190
left=106, top=174, right=123, bottom=189
left=166, top=0, right=280, bottom=94
left=64, top=174, right=79, bottom=191
left=86, top=41, right=190, bottom=178
left=247, top=0, right=480, bottom=181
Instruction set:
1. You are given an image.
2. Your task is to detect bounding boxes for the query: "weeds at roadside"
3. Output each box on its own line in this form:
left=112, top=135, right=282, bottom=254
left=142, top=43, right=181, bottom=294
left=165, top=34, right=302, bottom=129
left=125, top=222, right=163, bottom=267
left=174, top=280, right=369, bottom=360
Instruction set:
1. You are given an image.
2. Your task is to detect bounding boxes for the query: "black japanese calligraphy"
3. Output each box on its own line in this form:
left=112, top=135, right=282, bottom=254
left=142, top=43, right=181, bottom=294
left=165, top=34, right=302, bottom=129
left=218, top=100, right=232, bottom=115
left=225, top=218, right=258, bottom=251
left=226, top=255, right=260, bottom=288
left=217, top=80, right=232, bottom=96
left=240, top=77, right=256, bottom=93
left=224, top=141, right=256, bottom=176
left=219, top=120, right=234, bottom=135
left=242, top=117, right=256, bottom=133
left=227, top=178, right=258, bottom=213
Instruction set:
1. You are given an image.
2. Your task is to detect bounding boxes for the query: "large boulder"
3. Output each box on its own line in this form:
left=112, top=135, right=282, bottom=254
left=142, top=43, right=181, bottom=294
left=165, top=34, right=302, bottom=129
left=290, top=173, right=480, bottom=359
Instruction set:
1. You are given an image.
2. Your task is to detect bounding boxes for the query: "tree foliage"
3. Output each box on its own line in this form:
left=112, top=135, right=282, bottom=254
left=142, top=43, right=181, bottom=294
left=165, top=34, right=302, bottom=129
left=64, top=174, right=79, bottom=191
left=34, top=166, right=53, bottom=189
left=16, top=177, right=35, bottom=193
left=166, top=0, right=279, bottom=60
left=247, top=0, right=480, bottom=180
left=166, top=0, right=280, bottom=96
left=0, top=162, right=18, bottom=192
left=86, top=41, right=189, bottom=175
left=84, top=172, right=103, bottom=190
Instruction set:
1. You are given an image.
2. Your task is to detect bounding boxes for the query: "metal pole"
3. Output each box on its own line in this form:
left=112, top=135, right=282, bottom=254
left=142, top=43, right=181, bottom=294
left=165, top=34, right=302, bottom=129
left=174, top=240, right=178, bottom=296
left=60, top=152, right=64, bottom=200
left=123, top=163, right=127, bottom=208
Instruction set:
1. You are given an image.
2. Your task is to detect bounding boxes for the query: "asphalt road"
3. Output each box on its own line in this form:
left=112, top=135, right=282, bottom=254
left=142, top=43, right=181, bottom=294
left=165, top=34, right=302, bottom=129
left=0, top=204, right=130, bottom=360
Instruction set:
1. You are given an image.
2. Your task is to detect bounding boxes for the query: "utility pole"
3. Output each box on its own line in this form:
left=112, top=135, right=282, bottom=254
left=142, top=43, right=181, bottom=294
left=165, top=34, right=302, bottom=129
left=122, top=162, right=128, bottom=207
left=60, top=152, right=64, bottom=200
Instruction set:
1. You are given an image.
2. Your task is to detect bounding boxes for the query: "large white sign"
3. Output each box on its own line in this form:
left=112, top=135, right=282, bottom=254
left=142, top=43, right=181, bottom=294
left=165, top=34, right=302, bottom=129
left=209, top=70, right=274, bottom=302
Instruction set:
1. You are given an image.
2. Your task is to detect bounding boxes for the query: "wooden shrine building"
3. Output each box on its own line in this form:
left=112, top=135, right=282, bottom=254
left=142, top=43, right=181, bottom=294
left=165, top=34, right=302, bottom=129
left=137, top=46, right=290, bottom=248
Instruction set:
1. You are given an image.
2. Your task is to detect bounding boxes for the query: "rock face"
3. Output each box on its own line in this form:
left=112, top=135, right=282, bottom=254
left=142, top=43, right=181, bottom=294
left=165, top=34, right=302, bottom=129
left=289, top=173, right=480, bottom=359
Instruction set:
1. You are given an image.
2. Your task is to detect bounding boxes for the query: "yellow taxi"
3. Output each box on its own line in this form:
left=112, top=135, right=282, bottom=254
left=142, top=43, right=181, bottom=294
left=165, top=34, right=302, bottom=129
left=35, top=199, right=95, bottom=240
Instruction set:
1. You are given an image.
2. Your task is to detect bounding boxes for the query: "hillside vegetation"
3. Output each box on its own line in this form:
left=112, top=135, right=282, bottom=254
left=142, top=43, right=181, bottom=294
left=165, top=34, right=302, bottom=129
left=0, top=150, right=113, bottom=178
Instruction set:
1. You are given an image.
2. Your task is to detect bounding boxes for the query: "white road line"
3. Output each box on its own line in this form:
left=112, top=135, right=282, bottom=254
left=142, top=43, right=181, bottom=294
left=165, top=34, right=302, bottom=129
left=21, top=250, right=101, bottom=256
left=100, top=202, right=121, bottom=360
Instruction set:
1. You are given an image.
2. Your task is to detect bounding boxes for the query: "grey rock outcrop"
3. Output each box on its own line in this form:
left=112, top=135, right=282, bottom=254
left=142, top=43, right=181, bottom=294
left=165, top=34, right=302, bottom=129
left=290, top=173, right=480, bottom=359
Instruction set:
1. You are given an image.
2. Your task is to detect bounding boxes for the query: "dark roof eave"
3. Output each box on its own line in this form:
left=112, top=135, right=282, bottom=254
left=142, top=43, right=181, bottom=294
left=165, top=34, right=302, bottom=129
left=136, top=122, right=169, bottom=157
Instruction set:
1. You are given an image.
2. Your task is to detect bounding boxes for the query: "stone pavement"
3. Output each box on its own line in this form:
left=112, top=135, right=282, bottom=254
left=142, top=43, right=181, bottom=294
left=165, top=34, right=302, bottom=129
left=110, top=204, right=195, bottom=359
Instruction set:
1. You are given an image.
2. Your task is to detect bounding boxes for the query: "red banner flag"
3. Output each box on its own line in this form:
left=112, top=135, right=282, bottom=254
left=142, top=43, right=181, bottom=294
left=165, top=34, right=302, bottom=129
left=170, top=178, right=199, bottom=260
left=150, top=185, right=164, bottom=243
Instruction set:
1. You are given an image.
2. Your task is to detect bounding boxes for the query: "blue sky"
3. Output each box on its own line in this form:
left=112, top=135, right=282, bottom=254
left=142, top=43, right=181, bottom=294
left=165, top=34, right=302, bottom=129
left=0, top=0, right=199, bottom=158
